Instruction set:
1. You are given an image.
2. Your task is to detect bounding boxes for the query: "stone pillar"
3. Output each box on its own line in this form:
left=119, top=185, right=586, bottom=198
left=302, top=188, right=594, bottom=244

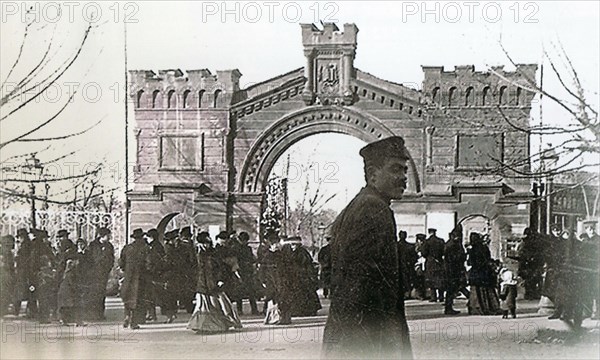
left=302, top=49, right=315, bottom=105
left=342, top=51, right=354, bottom=104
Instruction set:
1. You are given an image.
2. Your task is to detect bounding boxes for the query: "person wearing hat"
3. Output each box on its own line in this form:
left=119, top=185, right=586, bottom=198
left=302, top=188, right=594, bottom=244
left=0, top=235, right=16, bottom=316
left=421, top=228, right=445, bottom=303
left=318, top=235, right=332, bottom=299
left=23, top=229, right=55, bottom=320
left=575, top=221, right=599, bottom=321
left=187, top=229, right=242, bottom=333
left=466, top=232, right=501, bottom=315
left=443, top=225, right=468, bottom=315
left=156, top=229, right=182, bottom=324
left=13, top=228, right=31, bottom=316
left=322, top=136, right=412, bottom=359
left=229, top=231, right=260, bottom=316
left=54, top=230, right=75, bottom=318
left=413, top=233, right=427, bottom=300
left=517, top=227, right=545, bottom=300
left=174, top=226, right=197, bottom=314
left=85, top=227, right=115, bottom=321
left=542, top=224, right=569, bottom=319
left=397, top=230, right=416, bottom=300
left=119, top=228, right=149, bottom=329
left=280, top=236, right=321, bottom=318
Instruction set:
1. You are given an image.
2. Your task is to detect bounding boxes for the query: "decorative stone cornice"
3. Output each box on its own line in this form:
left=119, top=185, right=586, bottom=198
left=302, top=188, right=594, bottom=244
left=127, top=184, right=223, bottom=202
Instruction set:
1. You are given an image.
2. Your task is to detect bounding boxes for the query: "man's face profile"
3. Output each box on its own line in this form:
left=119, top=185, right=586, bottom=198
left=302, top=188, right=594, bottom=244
left=369, top=157, right=408, bottom=200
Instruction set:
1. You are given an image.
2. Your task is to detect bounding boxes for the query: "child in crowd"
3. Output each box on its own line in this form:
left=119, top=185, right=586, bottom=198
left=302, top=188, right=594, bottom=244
left=499, top=266, right=518, bottom=319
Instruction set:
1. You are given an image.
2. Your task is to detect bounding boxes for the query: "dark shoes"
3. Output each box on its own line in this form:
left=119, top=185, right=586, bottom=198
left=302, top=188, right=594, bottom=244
left=123, top=316, right=130, bottom=328
left=444, top=309, right=460, bottom=315
left=165, top=315, right=176, bottom=324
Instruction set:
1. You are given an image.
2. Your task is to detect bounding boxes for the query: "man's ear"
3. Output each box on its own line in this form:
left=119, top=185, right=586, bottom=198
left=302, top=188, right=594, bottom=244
left=365, top=165, right=379, bottom=184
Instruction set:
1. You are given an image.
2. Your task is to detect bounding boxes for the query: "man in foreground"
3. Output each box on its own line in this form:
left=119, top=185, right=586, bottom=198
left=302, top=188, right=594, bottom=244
left=322, top=136, right=413, bottom=359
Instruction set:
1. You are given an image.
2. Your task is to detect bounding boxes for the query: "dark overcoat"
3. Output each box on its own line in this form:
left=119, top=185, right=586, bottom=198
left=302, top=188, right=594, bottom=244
left=322, top=186, right=412, bottom=359
left=397, top=240, right=417, bottom=293
left=119, top=240, right=148, bottom=309
left=467, top=241, right=495, bottom=287
left=195, top=248, right=226, bottom=295
left=87, top=239, right=115, bottom=315
left=145, top=240, right=168, bottom=304
left=318, top=244, right=332, bottom=287
left=57, top=248, right=91, bottom=309
left=541, top=234, right=569, bottom=301
left=421, top=235, right=445, bottom=288
left=444, top=239, right=467, bottom=289
left=230, top=242, right=259, bottom=300
left=280, top=245, right=321, bottom=316
left=258, top=249, right=281, bottom=301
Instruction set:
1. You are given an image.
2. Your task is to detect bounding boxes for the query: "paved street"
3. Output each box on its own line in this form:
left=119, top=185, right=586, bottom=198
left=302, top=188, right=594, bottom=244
left=1, top=296, right=598, bottom=359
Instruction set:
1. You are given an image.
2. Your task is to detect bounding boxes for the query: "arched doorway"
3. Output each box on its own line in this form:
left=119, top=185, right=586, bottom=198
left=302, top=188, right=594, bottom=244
left=238, top=105, right=421, bottom=194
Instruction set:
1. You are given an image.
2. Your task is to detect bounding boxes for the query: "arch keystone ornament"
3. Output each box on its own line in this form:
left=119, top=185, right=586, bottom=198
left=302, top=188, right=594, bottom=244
left=238, top=105, right=421, bottom=194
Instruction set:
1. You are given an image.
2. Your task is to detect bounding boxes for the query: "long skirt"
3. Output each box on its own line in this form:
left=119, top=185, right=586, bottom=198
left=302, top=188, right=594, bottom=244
left=186, top=292, right=242, bottom=333
left=469, top=286, right=501, bottom=315
left=263, top=300, right=291, bottom=325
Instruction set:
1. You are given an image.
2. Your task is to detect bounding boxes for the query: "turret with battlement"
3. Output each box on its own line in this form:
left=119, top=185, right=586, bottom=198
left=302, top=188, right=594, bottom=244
left=300, top=23, right=359, bottom=105
left=422, top=64, right=537, bottom=107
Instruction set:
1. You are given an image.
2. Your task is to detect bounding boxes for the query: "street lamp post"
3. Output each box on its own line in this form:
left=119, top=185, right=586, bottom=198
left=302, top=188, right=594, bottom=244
left=538, top=145, right=559, bottom=316
left=26, top=154, right=44, bottom=229
left=542, top=145, right=559, bottom=230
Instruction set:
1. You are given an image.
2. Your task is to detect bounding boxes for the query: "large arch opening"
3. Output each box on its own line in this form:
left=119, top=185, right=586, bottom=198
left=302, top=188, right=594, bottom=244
left=238, top=105, right=421, bottom=195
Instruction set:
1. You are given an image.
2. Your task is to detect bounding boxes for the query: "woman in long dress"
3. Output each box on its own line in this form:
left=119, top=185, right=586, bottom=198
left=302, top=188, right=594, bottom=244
left=187, top=232, right=242, bottom=333
left=467, top=232, right=500, bottom=315
left=280, top=239, right=321, bottom=317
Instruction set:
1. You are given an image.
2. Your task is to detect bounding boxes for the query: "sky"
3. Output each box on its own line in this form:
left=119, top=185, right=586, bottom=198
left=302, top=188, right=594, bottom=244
left=1, top=1, right=598, bottom=211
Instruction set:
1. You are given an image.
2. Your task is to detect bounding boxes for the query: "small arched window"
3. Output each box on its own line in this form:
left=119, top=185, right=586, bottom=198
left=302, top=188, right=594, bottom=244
left=213, top=89, right=222, bottom=108
left=498, top=86, right=507, bottom=105
left=448, top=87, right=457, bottom=106
left=152, top=90, right=160, bottom=108
left=182, top=90, right=191, bottom=109
left=198, top=90, right=205, bottom=108
left=516, top=87, right=522, bottom=105
left=167, top=90, right=176, bottom=108
left=136, top=90, right=144, bottom=108
left=465, top=87, right=474, bottom=106
left=432, top=87, right=440, bottom=104
left=482, top=86, right=491, bottom=105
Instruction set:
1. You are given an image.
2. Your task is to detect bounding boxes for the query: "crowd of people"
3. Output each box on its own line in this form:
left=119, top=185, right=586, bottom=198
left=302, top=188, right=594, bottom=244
left=517, top=222, right=600, bottom=327
left=1, top=219, right=597, bottom=332
left=119, top=226, right=321, bottom=331
left=395, top=226, right=499, bottom=316
left=0, top=228, right=114, bottom=325
left=391, top=221, right=600, bottom=324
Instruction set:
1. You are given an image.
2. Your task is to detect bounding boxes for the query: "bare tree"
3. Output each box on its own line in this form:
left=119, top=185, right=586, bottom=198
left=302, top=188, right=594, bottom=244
left=426, top=39, right=599, bottom=217
left=0, top=7, right=109, bottom=209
